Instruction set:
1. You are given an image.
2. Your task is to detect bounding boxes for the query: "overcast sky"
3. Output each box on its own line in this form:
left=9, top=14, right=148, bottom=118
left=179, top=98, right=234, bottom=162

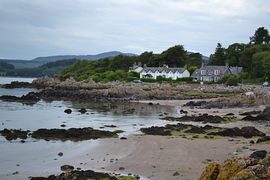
left=0, top=0, right=269, bottom=59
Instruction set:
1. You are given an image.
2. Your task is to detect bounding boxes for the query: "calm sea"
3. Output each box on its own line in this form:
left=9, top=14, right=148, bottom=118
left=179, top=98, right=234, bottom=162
left=0, top=77, right=179, bottom=179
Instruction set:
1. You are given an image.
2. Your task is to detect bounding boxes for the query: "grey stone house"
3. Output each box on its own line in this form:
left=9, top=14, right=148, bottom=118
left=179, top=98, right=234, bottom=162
left=191, top=65, right=243, bottom=82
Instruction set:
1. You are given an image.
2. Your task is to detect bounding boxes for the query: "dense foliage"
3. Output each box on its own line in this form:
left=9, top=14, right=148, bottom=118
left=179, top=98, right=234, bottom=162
left=208, top=27, right=270, bottom=81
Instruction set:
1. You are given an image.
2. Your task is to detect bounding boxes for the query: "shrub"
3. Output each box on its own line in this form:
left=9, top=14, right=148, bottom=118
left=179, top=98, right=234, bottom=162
left=220, top=74, right=239, bottom=86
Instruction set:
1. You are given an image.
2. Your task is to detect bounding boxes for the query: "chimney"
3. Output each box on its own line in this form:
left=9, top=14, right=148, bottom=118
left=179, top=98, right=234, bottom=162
left=143, top=64, right=147, bottom=68
left=201, top=62, right=205, bottom=68
left=225, top=62, right=229, bottom=67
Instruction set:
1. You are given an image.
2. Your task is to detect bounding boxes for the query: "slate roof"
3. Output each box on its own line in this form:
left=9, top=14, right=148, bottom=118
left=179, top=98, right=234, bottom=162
left=229, top=66, right=243, bottom=75
left=142, top=67, right=186, bottom=74
left=200, top=66, right=229, bottom=74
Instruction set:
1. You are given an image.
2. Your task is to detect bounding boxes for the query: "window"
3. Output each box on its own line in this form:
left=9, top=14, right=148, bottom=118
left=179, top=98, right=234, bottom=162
left=201, top=70, right=206, bottom=75
left=214, top=70, right=220, bottom=75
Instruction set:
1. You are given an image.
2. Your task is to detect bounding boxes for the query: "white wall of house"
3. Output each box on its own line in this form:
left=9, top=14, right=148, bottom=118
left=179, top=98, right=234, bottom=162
left=140, top=69, right=190, bottom=80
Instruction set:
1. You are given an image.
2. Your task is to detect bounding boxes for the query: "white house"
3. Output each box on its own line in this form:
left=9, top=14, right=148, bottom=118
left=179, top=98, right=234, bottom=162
left=139, top=66, right=190, bottom=80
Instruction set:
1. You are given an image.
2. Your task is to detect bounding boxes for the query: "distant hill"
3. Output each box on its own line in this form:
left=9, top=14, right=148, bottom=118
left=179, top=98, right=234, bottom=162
left=0, top=51, right=137, bottom=69
left=32, top=51, right=137, bottom=64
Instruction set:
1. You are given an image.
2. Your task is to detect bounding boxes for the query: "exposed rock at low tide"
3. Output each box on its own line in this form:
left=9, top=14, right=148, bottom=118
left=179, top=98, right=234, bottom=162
left=1, top=81, right=34, bottom=89
left=242, top=106, right=270, bottom=122
left=0, top=92, right=40, bottom=104
left=0, top=129, right=29, bottom=140
left=29, top=169, right=139, bottom=180
left=161, top=114, right=225, bottom=123
left=0, top=127, right=118, bottom=141
left=64, top=109, right=72, bottom=114
left=199, top=151, right=270, bottom=180
left=141, top=123, right=265, bottom=139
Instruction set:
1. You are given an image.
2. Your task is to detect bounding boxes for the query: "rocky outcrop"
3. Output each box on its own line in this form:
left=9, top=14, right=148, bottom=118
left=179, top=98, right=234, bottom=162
left=1, top=81, right=34, bottom=89
left=161, top=114, right=225, bottom=123
left=199, top=151, right=270, bottom=180
left=242, top=106, right=270, bottom=122
left=0, top=127, right=118, bottom=141
left=0, top=92, right=40, bottom=104
left=30, top=169, right=139, bottom=180
left=141, top=123, right=266, bottom=139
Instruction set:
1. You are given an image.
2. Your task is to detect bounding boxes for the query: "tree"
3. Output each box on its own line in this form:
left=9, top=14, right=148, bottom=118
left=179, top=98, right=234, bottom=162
left=250, top=27, right=270, bottom=44
left=187, top=53, right=203, bottom=68
left=208, top=43, right=226, bottom=65
left=160, top=45, right=187, bottom=67
left=225, top=43, right=246, bottom=66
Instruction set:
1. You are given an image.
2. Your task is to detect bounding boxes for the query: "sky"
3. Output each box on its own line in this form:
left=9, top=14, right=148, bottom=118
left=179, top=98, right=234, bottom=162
left=0, top=0, right=269, bottom=60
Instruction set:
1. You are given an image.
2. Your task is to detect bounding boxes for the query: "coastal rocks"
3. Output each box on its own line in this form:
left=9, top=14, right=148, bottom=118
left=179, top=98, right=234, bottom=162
left=161, top=114, right=225, bottom=123
left=31, top=127, right=118, bottom=141
left=30, top=169, right=139, bottom=180
left=199, top=151, right=270, bottom=180
left=250, top=150, right=267, bottom=159
left=141, top=123, right=265, bottom=139
left=256, top=136, right=270, bottom=143
left=64, top=109, right=72, bottom=114
left=208, top=126, right=266, bottom=138
left=1, top=81, right=34, bottom=89
left=0, top=127, right=118, bottom=141
left=0, top=129, right=29, bottom=140
left=242, top=106, right=270, bottom=122
left=78, top=108, right=87, bottom=114
left=0, top=92, right=40, bottom=104
left=60, top=165, right=74, bottom=171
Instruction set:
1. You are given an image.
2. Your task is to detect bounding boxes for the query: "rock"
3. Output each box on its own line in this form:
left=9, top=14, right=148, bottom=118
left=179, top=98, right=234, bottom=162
left=78, top=108, right=87, bottom=114
left=60, top=124, right=66, bottom=127
left=208, top=126, right=265, bottom=138
left=199, top=152, right=270, bottom=180
left=161, top=114, right=225, bottom=124
left=225, top=113, right=234, bottom=116
left=64, top=109, right=72, bottom=114
left=58, top=152, right=63, bottom=157
left=0, top=92, right=40, bottom=105
left=257, top=136, right=270, bottom=143
left=173, top=172, right=180, bottom=176
left=104, top=125, right=117, bottom=128
left=31, top=127, right=118, bottom=141
left=141, top=126, right=171, bottom=136
left=29, top=169, right=131, bottom=180
left=119, top=167, right=125, bottom=170
left=184, top=100, right=207, bottom=107
left=120, top=137, right=127, bottom=140
left=0, top=129, right=29, bottom=140
left=1, top=81, right=34, bottom=89
left=250, top=150, right=267, bottom=159
left=240, top=111, right=261, bottom=116
left=60, top=165, right=74, bottom=171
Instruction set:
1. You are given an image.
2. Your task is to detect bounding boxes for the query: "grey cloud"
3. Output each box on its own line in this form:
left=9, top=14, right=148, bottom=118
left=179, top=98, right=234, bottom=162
left=0, top=0, right=269, bottom=59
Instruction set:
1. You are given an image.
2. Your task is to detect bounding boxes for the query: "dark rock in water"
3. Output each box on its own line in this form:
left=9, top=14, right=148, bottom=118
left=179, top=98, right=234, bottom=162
left=1, top=81, right=34, bottom=89
left=78, top=108, right=87, bottom=114
left=173, top=172, right=180, bottom=176
left=119, top=167, right=125, bottom=170
left=64, top=109, right=72, bottom=114
left=225, top=113, right=234, bottom=116
left=256, top=136, right=270, bottom=143
left=242, top=115, right=258, bottom=121
left=31, top=127, right=118, bottom=141
left=0, top=129, right=29, bottom=140
left=180, top=109, right=188, bottom=114
left=0, top=92, right=40, bottom=105
left=104, top=125, right=117, bottom=128
left=148, top=102, right=153, bottom=105
left=208, top=126, right=265, bottom=138
left=120, top=137, right=127, bottom=140
left=250, top=150, right=267, bottom=159
left=29, top=169, right=126, bottom=180
left=61, top=165, right=74, bottom=171
left=60, top=124, right=66, bottom=127
left=58, top=152, right=63, bottom=157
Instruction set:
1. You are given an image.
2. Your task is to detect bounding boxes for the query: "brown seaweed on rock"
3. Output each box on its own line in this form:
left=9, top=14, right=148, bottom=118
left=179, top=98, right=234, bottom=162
left=199, top=151, right=270, bottom=180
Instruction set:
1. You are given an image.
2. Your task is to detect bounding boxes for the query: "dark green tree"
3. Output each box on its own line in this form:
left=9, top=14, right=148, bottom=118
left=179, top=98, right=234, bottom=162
left=160, top=45, right=187, bottom=67
left=186, top=53, right=203, bottom=68
left=225, top=43, right=246, bottom=66
left=208, top=43, right=226, bottom=65
left=250, top=27, right=270, bottom=44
